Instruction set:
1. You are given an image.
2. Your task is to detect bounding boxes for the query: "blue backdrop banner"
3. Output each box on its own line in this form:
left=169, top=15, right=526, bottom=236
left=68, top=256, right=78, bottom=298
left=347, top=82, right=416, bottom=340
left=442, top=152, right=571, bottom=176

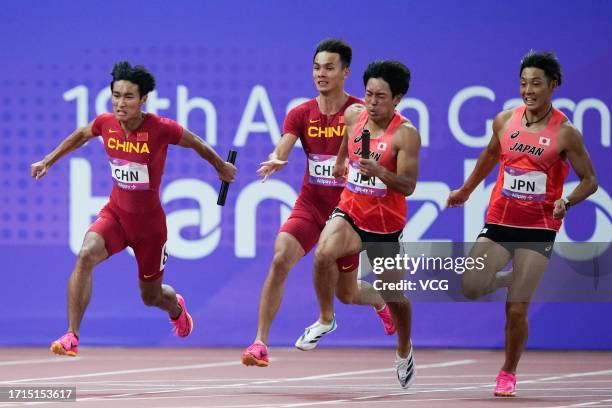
left=1, top=0, right=611, bottom=349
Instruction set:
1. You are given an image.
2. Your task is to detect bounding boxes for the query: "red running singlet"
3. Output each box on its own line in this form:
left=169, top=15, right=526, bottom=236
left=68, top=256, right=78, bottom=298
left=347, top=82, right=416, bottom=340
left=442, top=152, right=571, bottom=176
left=486, top=105, right=570, bottom=231
left=91, top=112, right=183, bottom=214
left=337, top=110, right=407, bottom=234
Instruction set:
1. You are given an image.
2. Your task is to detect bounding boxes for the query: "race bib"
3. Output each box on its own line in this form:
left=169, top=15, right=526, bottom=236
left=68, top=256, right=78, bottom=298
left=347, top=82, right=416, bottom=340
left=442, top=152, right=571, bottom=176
left=308, top=154, right=345, bottom=187
left=347, top=160, right=387, bottom=197
left=502, top=166, right=546, bottom=201
left=109, top=158, right=150, bottom=191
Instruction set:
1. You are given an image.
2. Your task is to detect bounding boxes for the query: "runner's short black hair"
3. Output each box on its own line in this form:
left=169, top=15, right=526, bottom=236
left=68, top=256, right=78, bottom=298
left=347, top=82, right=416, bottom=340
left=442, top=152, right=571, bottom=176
left=110, top=61, right=156, bottom=97
left=314, top=38, right=352, bottom=68
left=363, top=60, right=410, bottom=97
left=520, top=50, right=562, bottom=86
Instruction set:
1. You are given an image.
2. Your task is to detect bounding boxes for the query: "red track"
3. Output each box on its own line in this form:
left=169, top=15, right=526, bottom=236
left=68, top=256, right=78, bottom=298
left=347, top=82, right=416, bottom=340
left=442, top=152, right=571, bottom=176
left=1, top=348, right=611, bottom=407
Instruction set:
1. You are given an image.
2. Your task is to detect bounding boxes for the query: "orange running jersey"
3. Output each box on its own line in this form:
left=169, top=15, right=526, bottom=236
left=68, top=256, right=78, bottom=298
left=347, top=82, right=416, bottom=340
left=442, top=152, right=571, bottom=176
left=337, top=110, right=407, bottom=234
left=486, top=105, right=570, bottom=231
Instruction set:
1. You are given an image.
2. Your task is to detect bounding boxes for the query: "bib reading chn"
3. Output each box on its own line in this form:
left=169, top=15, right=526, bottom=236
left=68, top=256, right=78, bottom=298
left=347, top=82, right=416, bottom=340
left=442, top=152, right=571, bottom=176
left=308, top=154, right=345, bottom=187
left=109, top=158, right=150, bottom=191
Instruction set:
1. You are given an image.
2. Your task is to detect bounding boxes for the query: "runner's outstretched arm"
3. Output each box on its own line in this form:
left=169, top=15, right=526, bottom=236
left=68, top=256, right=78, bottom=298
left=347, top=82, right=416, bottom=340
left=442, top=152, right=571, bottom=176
left=31, top=122, right=96, bottom=179
left=256, top=132, right=298, bottom=181
left=178, top=129, right=236, bottom=183
left=446, top=111, right=508, bottom=207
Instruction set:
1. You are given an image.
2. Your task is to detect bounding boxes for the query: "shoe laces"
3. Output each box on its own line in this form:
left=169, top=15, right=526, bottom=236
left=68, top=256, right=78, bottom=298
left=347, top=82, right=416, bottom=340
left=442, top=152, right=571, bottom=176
left=395, top=352, right=413, bottom=375
left=308, top=317, right=335, bottom=332
left=395, top=358, right=409, bottom=372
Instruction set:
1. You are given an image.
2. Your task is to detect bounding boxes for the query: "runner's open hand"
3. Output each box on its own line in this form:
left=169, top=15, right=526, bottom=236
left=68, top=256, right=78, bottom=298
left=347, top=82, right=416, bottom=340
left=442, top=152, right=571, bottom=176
left=257, top=157, right=288, bottom=182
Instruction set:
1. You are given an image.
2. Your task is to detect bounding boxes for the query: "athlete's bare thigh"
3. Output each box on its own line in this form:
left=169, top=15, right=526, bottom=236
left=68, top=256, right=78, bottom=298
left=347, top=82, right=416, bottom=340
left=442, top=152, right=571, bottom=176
left=317, top=216, right=362, bottom=260
left=78, top=231, right=109, bottom=265
left=507, top=248, right=550, bottom=302
left=274, top=231, right=306, bottom=266
left=462, top=237, right=512, bottom=298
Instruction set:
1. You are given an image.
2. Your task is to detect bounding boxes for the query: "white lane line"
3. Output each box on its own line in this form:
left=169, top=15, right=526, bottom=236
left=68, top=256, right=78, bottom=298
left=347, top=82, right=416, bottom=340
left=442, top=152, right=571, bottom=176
left=0, top=357, right=82, bottom=367
left=14, top=378, right=280, bottom=384
left=279, top=395, right=612, bottom=407
left=2, top=391, right=609, bottom=408
left=0, top=394, right=275, bottom=408
left=10, top=359, right=609, bottom=407
left=245, top=359, right=476, bottom=386
left=24, top=377, right=612, bottom=386
left=393, top=367, right=612, bottom=395
left=3, top=358, right=475, bottom=406
left=523, top=370, right=612, bottom=383
left=70, top=384, right=606, bottom=392
left=414, top=373, right=600, bottom=378
left=269, top=366, right=612, bottom=408
left=574, top=406, right=612, bottom=407
left=1, top=359, right=246, bottom=384
left=280, top=401, right=350, bottom=407
left=531, top=397, right=612, bottom=408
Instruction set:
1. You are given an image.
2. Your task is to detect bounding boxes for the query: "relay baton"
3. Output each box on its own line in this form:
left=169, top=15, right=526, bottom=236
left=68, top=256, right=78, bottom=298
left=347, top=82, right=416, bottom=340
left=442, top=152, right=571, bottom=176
left=216, top=150, right=237, bottom=206
left=361, top=129, right=370, bottom=182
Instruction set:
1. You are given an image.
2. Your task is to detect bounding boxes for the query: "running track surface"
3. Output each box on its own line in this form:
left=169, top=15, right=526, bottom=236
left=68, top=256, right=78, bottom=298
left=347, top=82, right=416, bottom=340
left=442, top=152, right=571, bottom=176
left=0, top=348, right=611, bottom=407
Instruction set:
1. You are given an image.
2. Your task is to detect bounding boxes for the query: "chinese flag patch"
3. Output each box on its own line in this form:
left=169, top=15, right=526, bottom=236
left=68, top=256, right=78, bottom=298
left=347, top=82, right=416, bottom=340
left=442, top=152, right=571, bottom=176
left=137, top=132, right=149, bottom=142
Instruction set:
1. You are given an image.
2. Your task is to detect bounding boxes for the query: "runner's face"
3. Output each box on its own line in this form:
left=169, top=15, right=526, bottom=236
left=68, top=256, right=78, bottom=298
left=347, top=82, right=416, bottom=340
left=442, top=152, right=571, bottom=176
left=313, top=51, right=348, bottom=94
left=112, top=80, right=147, bottom=122
left=520, top=67, right=556, bottom=114
left=364, top=78, right=401, bottom=121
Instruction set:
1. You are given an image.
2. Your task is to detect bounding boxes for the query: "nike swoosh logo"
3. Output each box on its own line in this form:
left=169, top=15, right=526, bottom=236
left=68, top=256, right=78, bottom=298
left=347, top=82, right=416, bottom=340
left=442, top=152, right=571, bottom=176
left=109, top=129, right=119, bottom=133
left=143, top=273, right=157, bottom=279
left=309, top=119, right=320, bottom=123
left=341, top=265, right=354, bottom=270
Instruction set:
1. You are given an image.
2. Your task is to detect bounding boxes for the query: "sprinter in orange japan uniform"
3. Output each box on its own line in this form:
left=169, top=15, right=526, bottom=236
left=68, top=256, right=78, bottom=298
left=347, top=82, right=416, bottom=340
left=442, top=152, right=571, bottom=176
left=447, top=50, right=598, bottom=397
left=304, top=60, right=421, bottom=389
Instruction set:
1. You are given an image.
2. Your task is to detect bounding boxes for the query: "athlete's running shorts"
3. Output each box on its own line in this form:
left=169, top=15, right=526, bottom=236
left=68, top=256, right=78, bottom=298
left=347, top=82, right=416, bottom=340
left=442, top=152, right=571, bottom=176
left=88, top=201, right=168, bottom=281
left=477, top=223, right=556, bottom=258
left=330, top=208, right=403, bottom=271
left=279, top=198, right=358, bottom=271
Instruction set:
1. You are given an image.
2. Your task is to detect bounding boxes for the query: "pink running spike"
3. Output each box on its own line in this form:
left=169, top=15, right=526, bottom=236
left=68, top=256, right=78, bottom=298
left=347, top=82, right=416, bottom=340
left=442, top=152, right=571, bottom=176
left=170, top=294, right=193, bottom=337
left=377, top=304, right=397, bottom=335
left=494, top=370, right=517, bottom=397
left=241, top=341, right=269, bottom=367
left=50, top=332, right=79, bottom=357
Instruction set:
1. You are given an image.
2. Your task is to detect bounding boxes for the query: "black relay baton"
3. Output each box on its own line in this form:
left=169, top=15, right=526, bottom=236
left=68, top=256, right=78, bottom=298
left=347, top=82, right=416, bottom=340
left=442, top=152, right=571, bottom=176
left=216, top=150, right=237, bottom=206
left=361, top=129, right=370, bottom=182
